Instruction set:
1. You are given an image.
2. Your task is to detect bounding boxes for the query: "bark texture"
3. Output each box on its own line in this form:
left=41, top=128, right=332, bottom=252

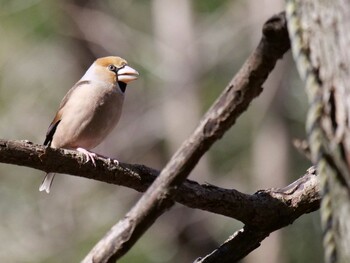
left=286, top=0, right=350, bottom=262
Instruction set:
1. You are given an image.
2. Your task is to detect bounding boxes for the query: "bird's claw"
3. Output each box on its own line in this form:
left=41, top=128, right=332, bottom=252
left=77, top=147, right=97, bottom=167
left=107, top=157, right=119, bottom=166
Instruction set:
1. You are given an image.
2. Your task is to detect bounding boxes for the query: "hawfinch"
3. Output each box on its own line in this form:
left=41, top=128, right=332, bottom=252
left=39, top=56, right=139, bottom=193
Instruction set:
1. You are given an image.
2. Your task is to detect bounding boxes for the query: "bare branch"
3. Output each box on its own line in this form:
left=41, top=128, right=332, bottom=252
left=0, top=139, right=319, bottom=227
left=194, top=228, right=270, bottom=263
left=0, top=139, right=319, bottom=262
left=0, top=12, right=306, bottom=263
left=80, top=11, right=291, bottom=263
left=196, top=167, right=319, bottom=263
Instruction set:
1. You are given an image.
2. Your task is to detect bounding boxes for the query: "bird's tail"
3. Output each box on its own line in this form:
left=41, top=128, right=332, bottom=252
left=39, top=173, right=55, bottom=194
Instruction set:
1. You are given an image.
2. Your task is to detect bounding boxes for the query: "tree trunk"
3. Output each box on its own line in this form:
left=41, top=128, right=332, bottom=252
left=286, top=0, right=350, bottom=262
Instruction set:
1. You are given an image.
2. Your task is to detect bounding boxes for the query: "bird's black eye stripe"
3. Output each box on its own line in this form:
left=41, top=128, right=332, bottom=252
left=108, top=64, right=117, bottom=72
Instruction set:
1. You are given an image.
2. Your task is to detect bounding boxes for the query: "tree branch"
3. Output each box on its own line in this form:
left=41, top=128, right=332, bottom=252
left=0, top=12, right=308, bottom=263
left=0, top=139, right=320, bottom=228
left=0, top=140, right=319, bottom=263
left=80, top=11, right=292, bottom=263
left=195, top=167, right=319, bottom=263
left=0, top=138, right=319, bottom=261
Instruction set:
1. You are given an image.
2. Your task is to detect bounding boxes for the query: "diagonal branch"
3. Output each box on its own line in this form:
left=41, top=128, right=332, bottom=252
left=81, top=12, right=291, bottom=263
left=194, top=227, right=271, bottom=263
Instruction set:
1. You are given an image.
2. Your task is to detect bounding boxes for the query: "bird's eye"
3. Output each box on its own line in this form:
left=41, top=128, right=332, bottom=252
left=108, top=64, right=117, bottom=72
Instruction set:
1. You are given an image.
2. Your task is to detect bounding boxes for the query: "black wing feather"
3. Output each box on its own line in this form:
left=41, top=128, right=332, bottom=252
left=44, top=120, right=61, bottom=146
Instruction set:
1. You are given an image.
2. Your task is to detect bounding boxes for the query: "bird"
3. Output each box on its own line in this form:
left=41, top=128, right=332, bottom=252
left=39, top=56, right=139, bottom=194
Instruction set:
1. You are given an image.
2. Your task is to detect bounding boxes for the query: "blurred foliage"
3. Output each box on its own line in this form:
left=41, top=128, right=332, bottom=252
left=0, top=0, right=322, bottom=262
left=193, top=0, right=230, bottom=13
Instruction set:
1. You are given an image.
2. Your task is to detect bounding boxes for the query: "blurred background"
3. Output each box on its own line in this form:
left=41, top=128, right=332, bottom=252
left=0, top=0, right=323, bottom=262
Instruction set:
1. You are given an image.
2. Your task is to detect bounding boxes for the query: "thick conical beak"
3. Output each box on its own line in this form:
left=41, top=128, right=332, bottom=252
left=117, top=65, right=139, bottom=83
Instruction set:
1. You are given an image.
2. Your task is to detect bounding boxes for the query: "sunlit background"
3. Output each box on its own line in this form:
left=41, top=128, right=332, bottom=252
left=0, top=0, right=323, bottom=262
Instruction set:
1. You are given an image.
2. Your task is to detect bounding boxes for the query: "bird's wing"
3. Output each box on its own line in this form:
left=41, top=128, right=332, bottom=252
left=43, top=80, right=91, bottom=146
left=44, top=115, right=61, bottom=146
left=57, top=80, right=91, bottom=110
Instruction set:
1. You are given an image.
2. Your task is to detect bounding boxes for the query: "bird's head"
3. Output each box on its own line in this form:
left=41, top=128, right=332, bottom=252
left=82, top=56, right=139, bottom=92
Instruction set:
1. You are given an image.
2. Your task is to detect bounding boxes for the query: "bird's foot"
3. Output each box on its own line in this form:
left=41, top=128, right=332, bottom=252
left=107, top=157, right=119, bottom=166
left=77, top=147, right=97, bottom=167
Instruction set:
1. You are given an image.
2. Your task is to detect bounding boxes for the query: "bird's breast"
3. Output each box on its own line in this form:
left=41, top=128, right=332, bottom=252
left=52, top=82, right=124, bottom=149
